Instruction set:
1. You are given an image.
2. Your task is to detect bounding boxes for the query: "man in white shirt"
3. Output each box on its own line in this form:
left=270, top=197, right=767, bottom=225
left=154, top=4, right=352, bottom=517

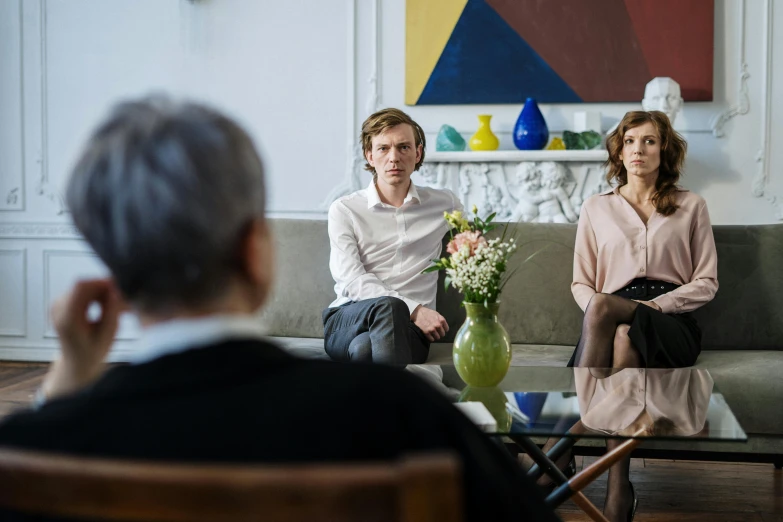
left=323, top=108, right=463, bottom=365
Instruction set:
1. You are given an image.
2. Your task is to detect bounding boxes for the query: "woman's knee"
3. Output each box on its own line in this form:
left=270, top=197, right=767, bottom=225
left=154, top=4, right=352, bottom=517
left=585, top=293, right=610, bottom=317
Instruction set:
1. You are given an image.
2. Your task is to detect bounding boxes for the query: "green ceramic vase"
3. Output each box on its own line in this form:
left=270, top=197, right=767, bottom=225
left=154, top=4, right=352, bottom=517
left=453, top=302, right=511, bottom=387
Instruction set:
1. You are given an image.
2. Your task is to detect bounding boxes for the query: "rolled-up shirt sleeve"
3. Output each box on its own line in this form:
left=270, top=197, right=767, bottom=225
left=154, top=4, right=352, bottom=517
left=571, top=206, right=599, bottom=312
left=652, top=202, right=719, bottom=314
left=327, top=201, right=420, bottom=313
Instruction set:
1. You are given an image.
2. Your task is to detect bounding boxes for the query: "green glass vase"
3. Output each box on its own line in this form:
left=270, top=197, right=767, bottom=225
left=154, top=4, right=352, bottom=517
left=453, top=302, right=511, bottom=387
left=458, top=386, right=512, bottom=433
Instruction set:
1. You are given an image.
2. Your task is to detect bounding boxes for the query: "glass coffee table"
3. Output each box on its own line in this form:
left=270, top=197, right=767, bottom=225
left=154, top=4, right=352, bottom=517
left=442, top=366, right=747, bottom=522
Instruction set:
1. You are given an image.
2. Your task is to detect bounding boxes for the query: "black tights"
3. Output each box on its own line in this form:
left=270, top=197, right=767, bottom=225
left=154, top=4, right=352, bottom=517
left=577, top=293, right=643, bottom=521
left=572, top=293, right=643, bottom=369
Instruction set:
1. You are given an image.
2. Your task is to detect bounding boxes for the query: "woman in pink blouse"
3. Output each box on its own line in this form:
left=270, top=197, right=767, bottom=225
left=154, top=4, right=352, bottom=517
left=557, top=111, right=718, bottom=521
left=569, top=110, right=718, bottom=370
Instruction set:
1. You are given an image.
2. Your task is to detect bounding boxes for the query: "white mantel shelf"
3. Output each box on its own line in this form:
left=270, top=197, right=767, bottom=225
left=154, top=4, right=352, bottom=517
left=426, top=150, right=608, bottom=163
left=416, top=149, right=609, bottom=224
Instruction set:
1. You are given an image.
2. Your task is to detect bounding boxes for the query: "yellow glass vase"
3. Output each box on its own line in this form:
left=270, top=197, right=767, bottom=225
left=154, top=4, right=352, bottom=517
left=469, top=114, right=500, bottom=151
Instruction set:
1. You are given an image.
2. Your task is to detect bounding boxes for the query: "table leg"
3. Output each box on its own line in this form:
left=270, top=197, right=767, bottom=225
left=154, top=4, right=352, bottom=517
left=512, top=435, right=572, bottom=485
left=511, top=435, right=607, bottom=521
left=527, top=437, right=577, bottom=482
left=546, top=436, right=643, bottom=508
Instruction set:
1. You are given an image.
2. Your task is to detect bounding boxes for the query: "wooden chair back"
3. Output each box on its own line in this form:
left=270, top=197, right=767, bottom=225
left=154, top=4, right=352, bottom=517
left=0, top=447, right=463, bottom=522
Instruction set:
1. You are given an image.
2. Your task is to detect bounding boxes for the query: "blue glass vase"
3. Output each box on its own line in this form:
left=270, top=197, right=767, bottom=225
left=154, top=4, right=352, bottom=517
left=513, top=98, right=549, bottom=150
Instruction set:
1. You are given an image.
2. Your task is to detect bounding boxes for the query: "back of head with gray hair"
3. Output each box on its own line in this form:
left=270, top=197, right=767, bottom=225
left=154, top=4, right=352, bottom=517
left=66, top=96, right=266, bottom=313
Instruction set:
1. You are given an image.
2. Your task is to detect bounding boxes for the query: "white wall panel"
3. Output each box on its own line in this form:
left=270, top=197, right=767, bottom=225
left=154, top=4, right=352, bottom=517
left=0, top=249, right=26, bottom=336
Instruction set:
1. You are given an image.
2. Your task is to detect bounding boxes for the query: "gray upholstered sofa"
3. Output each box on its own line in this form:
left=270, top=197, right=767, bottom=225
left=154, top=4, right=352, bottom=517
left=260, top=219, right=783, bottom=465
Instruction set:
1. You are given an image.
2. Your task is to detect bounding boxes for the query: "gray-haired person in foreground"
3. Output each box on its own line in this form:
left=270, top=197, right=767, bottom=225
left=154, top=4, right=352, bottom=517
left=0, top=96, right=559, bottom=522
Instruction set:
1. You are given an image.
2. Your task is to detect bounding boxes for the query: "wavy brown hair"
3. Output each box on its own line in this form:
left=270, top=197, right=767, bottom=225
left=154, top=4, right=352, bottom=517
left=605, top=111, right=687, bottom=216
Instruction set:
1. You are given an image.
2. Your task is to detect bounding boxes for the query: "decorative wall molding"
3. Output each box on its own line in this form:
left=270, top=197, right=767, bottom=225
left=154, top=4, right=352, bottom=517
left=0, top=0, right=26, bottom=212
left=751, top=0, right=773, bottom=199
left=416, top=151, right=608, bottom=223
left=34, top=0, right=66, bottom=215
left=711, top=0, right=751, bottom=138
left=0, top=249, right=27, bottom=337
left=5, top=188, right=20, bottom=207
left=0, top=222, right=80, bottom=239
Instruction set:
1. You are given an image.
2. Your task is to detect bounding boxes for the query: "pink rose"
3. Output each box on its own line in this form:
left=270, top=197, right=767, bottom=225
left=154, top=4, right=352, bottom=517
left=447, top=231, right=487, bottom=256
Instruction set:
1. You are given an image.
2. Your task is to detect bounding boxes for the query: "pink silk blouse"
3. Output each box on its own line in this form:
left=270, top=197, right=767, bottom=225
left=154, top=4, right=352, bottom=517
left=571, top=187, right=718, bottom=315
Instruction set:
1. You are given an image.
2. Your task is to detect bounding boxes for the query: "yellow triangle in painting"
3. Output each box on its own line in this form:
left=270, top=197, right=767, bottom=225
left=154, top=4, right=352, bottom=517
left=406, top=0, right=468, bottom=105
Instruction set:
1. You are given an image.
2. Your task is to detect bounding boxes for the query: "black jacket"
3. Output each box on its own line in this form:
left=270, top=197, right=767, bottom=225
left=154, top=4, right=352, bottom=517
left=0, top=340, right=559, bottom=522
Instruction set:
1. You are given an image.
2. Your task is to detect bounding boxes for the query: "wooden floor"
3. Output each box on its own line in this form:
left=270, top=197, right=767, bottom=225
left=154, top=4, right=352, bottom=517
left=557, top=456, right=783, bottom=521
left=0, top=362, right=780, bottom=521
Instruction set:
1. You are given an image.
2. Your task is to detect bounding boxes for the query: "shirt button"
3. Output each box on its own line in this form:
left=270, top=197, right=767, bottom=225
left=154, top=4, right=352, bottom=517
left=640, top=245, right=646, bottom=250
left=640, top=268, right=644, bottom=272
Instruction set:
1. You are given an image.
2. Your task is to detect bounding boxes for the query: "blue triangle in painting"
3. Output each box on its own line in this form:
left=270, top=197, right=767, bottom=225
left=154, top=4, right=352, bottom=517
left=417, top=0, right=581, bottom=104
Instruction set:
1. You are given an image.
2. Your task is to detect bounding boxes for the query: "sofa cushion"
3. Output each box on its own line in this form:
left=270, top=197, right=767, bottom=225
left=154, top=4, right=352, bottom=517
left=271, top=336, right=330, bottom=360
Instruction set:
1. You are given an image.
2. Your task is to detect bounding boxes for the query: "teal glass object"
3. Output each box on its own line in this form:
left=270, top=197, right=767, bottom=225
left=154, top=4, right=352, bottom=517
left=564, top=130, right=602, bottom=150
left=436, top=124, right=467, bottom=151
left=453, top=302, right=511, bottom=387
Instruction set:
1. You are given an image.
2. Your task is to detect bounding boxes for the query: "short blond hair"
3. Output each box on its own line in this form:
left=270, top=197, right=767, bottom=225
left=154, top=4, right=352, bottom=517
left=361, top=108, right=426, bottom=176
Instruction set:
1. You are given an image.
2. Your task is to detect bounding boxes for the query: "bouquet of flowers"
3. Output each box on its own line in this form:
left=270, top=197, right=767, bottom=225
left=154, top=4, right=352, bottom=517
left=423, top=206, right=517, bottom=306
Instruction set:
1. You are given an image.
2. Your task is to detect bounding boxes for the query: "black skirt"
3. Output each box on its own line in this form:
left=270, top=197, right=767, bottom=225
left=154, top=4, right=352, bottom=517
left=567, top=278, right=702, bottom=368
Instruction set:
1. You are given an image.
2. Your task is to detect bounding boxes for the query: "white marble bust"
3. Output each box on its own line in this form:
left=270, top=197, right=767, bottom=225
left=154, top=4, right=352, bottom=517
left=642, top=77, right=683, bottom=126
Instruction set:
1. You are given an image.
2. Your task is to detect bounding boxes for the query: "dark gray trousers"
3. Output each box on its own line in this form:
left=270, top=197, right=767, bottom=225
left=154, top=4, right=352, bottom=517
left=322, top=296, right=430, bottom=366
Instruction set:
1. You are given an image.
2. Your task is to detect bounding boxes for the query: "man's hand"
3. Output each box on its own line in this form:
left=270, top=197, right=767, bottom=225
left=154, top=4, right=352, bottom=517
left=42, top=279, right=124, bottom=401
left=633, top=300, right=662, bottom=312
left=411, top=306, right=449, bottom=342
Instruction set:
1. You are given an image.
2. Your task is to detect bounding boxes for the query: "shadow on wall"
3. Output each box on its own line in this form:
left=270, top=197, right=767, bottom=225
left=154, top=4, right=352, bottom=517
left=678, top=134, right=742, bottom=194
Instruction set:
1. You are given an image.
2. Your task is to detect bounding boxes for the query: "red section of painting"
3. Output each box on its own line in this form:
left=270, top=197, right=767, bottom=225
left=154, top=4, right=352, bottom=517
left=624, top=0, right=714, bottom=101
left=486, top=0, right=651, bottom=102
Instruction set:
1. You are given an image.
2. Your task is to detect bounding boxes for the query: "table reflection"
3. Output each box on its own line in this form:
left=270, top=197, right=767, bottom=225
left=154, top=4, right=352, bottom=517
left=574, top=368, right=714, bottom=437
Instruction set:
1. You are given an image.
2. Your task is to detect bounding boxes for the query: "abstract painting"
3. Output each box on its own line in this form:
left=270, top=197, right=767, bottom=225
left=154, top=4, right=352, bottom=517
left=406, top=0, right=714, bottom=105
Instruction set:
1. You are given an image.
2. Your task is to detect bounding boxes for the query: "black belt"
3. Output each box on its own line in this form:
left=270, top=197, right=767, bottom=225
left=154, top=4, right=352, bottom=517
left=612, top=278, right=680, bottom=299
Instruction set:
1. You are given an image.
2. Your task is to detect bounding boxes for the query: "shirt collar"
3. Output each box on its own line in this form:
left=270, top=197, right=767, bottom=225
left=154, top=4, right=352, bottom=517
left=129, top=314, right=267, bottom=365
left=366, top=180, right=421, bottom=209
left=599, top=185, right=689, bottom=196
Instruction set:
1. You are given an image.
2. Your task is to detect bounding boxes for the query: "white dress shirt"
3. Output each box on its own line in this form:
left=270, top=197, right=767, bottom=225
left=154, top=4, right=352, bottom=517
left=129, top=314, right=268, bottom=365
left=327, top=180, right=463, bottom=313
